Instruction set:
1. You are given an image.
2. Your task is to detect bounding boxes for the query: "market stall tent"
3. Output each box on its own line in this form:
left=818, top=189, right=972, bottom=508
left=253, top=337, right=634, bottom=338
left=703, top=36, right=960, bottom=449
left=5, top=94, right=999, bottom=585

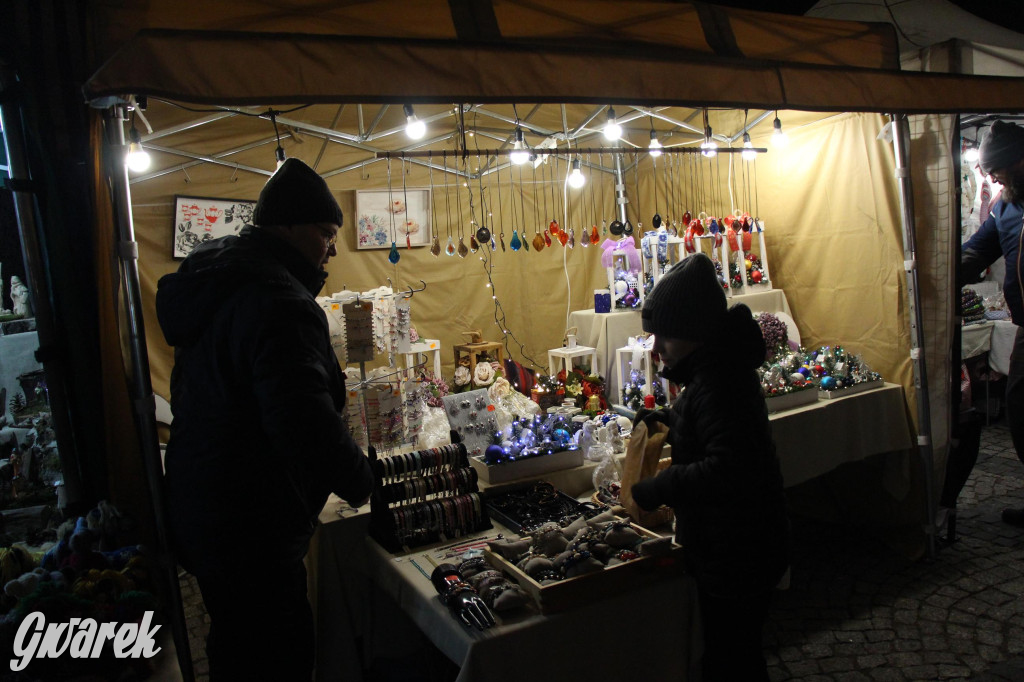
left=6, top=1, right=1024, bottom=677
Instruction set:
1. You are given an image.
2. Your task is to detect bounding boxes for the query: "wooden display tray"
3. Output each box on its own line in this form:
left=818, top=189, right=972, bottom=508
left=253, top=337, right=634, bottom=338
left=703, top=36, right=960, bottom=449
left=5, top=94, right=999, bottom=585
left=470, top=448, right=584, bottom=484
left=818, top=380, right=884, bottom=400
left=483, top=524, right=685, bottom=613
left=764, top=388, right=818, bottom=413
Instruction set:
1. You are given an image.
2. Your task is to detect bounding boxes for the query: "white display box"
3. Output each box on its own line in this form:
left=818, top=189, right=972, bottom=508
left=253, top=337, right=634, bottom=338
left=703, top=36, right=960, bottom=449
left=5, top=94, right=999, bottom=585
left=549, top=345, right=598, bottom=377
left=818, top=380, right=884, bottom=400
left=616, top=343, right=655, bottom=404
left=764, top=388, right=818, bottom=413
left=402, top=338, right=442, bottom=378
left=470, top=448, right=584, bottom=484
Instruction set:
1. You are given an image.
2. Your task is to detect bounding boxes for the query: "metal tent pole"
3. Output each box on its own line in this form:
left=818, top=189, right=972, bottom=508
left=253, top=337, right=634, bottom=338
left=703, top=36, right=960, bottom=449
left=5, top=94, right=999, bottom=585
left=891, top=113, right=937, bottom=559
left=102, top=105, right=195, bottom=682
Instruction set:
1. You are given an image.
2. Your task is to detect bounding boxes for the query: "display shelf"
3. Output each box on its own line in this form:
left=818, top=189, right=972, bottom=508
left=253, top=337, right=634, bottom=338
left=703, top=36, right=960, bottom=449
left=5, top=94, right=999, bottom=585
left=483, top=523, right=683, bottom=613
left=470, top=448, right=584, bottom=485
left=403, top=338, right=442, bottom=378
left=818, top=380, right=885, bottom=400
left=765, top=388, right=818, bottom=413
left=548, top=345, right=598, bottom=377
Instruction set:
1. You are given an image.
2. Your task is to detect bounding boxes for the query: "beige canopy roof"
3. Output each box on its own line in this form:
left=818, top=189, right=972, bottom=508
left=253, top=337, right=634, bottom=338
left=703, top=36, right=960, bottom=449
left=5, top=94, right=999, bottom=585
left=84, top=0, right=1024, bottom=113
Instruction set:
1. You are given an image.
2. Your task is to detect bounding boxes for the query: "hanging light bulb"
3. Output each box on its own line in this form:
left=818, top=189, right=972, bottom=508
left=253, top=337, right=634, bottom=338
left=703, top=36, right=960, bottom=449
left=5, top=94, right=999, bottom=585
left=603, top=107, right=622, bottom=141
left=700, top=125, right=718, bottom=158
left=963, top=145, right=980, bottom=164
left=648, top=129, right=663, bottom=157
left=772, top=113, right=788, bottom=147
left=510, top=128, right=530, bottom=165
left=404, top=104, right=426, bottom=140
left=568, top=158, right=586, bottom=189
left=125, top=124, right=151, bottom=173
left=741, top=132, right=757, bottom=161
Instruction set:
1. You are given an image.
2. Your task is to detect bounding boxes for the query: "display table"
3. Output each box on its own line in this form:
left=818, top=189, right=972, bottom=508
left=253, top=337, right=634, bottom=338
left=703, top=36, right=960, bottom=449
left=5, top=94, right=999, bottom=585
left=569, top=288, right=793, bottom=401
left=310, top=500, right=700, bottom=682
left=960, top=320, right=1017, bottom=375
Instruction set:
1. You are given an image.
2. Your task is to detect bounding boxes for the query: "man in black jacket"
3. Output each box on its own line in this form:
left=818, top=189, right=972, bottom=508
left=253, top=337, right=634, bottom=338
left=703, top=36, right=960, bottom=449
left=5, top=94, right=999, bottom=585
left=961, top=121, right=1024, bottom=526
left=157, top=159, right=373, bottom=680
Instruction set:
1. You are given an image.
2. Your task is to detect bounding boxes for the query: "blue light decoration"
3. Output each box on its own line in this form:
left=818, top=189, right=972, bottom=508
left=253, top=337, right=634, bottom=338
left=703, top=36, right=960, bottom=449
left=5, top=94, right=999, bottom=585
left=482, top=413, right=582, bottom=465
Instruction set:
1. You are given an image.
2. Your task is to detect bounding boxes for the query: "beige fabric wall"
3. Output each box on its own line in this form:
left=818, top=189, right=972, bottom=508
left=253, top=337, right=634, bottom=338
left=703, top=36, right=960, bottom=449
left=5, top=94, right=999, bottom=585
left=134, top=111, right=916, bottom=454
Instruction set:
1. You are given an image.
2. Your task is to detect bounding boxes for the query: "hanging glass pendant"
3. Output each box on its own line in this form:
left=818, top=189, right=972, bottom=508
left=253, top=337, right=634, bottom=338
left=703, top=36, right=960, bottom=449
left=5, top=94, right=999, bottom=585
left=544, top=231, right=552, bottom=247
left=388, top=241, right=400, bottom=264
left=510, top=230, right=522, bottom=252
left=533, top=233, right=545, bottom=251
left=445, top=236, right=456, bottom=256
left=590, top=225, right=599, bottom=244
left=470, top=234, right=479, bottom=252
left=602, top=219, right=608, bottom=235
left=406, top=232, right=412, bottom=249
left=580, top=229, right=588, bottom=248
left=457, top=237, right=469, bottom=258
left=549, top=219, right=560, bottom=237
left=558, top=229, right=569, bottom=247
left=652, top=213, right=662, bottom=229
left=430, top=234, right=441, bottom=257
left=476, top=226, right=491, bottom=244
left=682, top=211, right=692, bottom=226
left=567, top=228, right=575, bottom=249
left=522, top=234, right=530, bottom=252
left=499, top=235, right=506, bottom=251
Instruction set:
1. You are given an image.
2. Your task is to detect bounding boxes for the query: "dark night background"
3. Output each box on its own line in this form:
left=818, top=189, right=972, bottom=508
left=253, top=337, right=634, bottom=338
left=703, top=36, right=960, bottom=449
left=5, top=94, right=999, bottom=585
left=713, top=1, right=1024, bottom=36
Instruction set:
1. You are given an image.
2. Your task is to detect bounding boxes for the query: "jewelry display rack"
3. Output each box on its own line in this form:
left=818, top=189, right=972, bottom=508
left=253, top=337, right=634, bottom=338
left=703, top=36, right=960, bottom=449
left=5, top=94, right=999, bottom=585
left=369, top=436, right=492, bottom=553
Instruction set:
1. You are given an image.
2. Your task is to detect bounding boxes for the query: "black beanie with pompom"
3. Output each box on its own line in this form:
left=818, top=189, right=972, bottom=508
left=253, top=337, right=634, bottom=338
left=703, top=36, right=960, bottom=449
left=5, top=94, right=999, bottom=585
left=641, top=253, right=726, bottom=342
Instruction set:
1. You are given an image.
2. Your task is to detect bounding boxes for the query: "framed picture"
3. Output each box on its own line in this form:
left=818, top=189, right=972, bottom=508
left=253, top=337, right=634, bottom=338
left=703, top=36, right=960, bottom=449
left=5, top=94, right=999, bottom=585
left=355, top=188, right=432, bottom=249
left=173, top=195, right=256, bottom=258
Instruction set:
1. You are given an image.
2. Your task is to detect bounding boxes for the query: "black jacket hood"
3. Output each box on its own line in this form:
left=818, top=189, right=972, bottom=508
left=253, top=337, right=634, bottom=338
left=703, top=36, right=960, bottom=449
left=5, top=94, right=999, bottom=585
left=156, top=227, right=327, bottom=348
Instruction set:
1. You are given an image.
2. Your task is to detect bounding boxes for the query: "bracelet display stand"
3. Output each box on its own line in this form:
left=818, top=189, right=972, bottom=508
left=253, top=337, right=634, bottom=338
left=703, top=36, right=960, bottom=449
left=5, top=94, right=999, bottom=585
left=369, top=438, right=492, bottom=553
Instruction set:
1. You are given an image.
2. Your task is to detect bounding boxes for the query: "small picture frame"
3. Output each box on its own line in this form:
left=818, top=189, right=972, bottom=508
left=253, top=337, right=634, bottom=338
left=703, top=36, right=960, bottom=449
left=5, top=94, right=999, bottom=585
left=355, top=188, right=432, bottom=250
left=173, top=195, right=256, bottom=259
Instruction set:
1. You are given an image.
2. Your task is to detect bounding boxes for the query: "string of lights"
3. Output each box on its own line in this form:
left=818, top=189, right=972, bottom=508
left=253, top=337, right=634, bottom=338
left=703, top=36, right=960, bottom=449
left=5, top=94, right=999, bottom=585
left=476, top=241, right=547, bottom=374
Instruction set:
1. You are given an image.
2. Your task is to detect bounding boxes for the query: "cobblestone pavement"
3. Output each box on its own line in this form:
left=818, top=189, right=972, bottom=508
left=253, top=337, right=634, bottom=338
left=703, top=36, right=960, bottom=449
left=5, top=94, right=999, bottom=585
left=766, top=423, right=1024, bottom=682
left=177, top=424, right=1024, bottom=682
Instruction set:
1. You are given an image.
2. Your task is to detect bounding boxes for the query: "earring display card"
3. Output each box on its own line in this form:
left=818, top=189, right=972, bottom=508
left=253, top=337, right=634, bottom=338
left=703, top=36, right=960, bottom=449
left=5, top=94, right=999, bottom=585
left=344, top=300, right=374, bottom=362
left=442, top=389, right=497, bottom=460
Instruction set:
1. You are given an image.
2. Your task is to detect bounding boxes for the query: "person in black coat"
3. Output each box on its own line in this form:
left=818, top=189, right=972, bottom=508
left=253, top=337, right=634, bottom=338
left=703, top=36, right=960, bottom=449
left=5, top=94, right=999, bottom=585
left=630, top=253, right=790, bottom=682
left=156, top=159, right=373, bottom=681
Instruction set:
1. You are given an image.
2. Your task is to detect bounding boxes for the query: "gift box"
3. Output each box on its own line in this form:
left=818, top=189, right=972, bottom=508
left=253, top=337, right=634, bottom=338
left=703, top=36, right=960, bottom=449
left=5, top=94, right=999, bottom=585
left=594, top=289, right=611, bottom=314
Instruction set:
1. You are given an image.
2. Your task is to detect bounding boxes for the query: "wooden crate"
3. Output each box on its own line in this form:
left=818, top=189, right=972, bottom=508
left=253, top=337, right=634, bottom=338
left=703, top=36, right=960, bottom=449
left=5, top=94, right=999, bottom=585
left=483, top=524, right=685, bottom=613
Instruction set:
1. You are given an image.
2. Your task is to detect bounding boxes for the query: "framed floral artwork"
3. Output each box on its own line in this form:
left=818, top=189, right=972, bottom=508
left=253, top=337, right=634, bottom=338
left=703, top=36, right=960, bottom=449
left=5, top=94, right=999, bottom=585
left=173, top=195, right=255, bottom=258
left=355, top=188, right=432, bottom=249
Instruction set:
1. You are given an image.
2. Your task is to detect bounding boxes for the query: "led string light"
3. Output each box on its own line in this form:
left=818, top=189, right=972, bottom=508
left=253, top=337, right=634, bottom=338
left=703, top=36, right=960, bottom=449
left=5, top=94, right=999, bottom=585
left=478, top=234, right=546, bottom=373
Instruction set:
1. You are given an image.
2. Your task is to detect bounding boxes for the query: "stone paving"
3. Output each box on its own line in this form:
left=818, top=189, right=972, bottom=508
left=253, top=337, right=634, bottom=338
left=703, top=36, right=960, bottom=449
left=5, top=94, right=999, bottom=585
left=177, top=423, right=1024, bottom=682
left=766, top=423, right=1024, bottom=682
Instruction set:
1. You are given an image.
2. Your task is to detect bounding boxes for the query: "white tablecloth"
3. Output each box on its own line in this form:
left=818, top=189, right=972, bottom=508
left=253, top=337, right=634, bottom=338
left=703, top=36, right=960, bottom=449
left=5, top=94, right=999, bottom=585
left=960, top=320, right=1018, bottom=375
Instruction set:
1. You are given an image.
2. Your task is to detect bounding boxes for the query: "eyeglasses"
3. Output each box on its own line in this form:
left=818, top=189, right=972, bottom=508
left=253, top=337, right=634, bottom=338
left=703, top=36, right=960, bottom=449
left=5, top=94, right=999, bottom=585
left=316, top=226, right=338, bottom=247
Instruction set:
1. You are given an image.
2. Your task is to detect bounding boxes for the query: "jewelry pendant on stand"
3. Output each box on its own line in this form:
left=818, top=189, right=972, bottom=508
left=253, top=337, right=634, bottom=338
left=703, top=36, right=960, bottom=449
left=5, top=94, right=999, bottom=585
left=430, top=234, right=441, bottom=257
left=457, top=237, right=469, bottom=258
left=509, top=230, right=521, bottom=252
left=388, top=241, right=400, bottom=264
left=445, top=236, right=456, bottom=256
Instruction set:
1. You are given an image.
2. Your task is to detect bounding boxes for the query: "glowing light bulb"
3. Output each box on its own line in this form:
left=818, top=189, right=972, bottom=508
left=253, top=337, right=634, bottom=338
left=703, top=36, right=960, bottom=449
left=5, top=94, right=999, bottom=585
left=603, top=107, right=622, bottom=141
left=772, top=115, right=788, bottom=148
left=741, top=132, right=757, bottom=161
left=568, top=159, right=586, bottom=189
left=126, top=127, right=151, bottom=173
left=700, top=136, right=718, bottom=158
left=648, top=130, right=662, bottom=157
left=510, top=128, right=530, bottom=165
left=403, top=104, right=426, bottom=140
left=964, top=147, right=980, bottom=164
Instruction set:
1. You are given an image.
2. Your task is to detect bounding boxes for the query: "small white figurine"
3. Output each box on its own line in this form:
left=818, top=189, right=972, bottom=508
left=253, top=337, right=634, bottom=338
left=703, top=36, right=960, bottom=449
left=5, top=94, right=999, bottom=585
left=10, top=276, right=30, bottom=318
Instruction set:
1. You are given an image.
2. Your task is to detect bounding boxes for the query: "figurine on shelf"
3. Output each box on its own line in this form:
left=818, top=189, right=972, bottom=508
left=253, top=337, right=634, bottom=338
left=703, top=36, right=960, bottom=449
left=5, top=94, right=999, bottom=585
left=10, top=276, right=30, bottom=318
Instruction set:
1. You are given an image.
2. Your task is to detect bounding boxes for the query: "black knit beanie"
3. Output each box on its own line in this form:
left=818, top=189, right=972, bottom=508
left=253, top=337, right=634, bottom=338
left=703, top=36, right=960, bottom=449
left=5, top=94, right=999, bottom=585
left=641, top=253, right=727, bottom=342
left=979, top=121, right=1024, bottom=175
left=252, top=158, right=344, bottom=228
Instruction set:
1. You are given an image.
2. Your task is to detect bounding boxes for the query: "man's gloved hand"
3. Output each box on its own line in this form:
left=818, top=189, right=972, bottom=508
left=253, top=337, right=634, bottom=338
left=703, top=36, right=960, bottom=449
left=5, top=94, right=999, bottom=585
left=632, top=407, right=671, bottom=430
left=631, top=478, right=661, bottom=512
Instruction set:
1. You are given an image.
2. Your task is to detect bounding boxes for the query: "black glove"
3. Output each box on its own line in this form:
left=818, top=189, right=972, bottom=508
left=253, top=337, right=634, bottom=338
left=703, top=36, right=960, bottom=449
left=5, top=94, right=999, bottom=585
left=630, top=478, right=661, bottom=512
left=632, top=407, right=671, bottom=430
